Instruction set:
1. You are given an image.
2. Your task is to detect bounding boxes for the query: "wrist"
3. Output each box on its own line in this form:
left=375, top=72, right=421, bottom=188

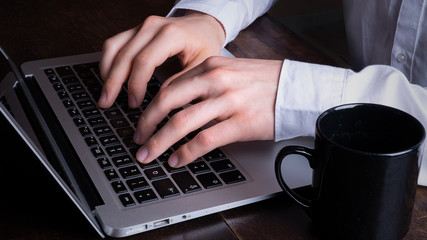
left=183, top=10, right=226, bottom=47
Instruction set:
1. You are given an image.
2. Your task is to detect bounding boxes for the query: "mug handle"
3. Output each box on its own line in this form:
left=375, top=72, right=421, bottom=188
left=275, top=146, right=316, bottom=209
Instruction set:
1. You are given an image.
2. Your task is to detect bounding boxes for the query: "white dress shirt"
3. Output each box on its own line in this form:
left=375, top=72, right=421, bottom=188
left=168, top=0, right=427, bottom=186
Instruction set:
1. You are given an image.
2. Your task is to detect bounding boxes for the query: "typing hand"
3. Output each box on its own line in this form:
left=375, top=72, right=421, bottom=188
left=133, top=56, right=282, bottom=168
left=98, top=11, right=225, bottom=109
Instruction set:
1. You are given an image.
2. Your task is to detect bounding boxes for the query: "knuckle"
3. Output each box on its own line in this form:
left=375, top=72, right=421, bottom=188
left=142, top=15, right=162, bottom=28
left=156, top=87, right=172, bottom=104
left=223, top=92, right=240, bottom=106
left=102, top=38, right=112, bottom=52
left=169, top=110, right=189, bottom=130
left=196, top=130, right=216, bottom=149
left=161, top=22, right=179, bottom=35
left=146, top=134, right=161, bottom=152
left=133, top=52, right=150, bottom=67
left=209, top=67, right=228, bottom=80
left=151, top=88, right=172, bottom=115
left=178, top=144, right=196, bottom=163
left=115, top=47, right=131, bottom=63
left=203, top=56, right=221, bottom=68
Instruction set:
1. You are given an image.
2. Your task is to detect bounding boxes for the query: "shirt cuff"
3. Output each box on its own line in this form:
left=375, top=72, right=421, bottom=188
left=275, top=59, right=347, bottom=141
left=167, top=0, right=274, bottom=47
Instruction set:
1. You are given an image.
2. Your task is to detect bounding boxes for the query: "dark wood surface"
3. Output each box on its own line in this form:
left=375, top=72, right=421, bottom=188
left=1, top=0, right=426, bottom=239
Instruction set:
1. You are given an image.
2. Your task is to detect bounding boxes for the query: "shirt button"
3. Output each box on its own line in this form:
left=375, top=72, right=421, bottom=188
left=397, top=52, right=407, bottom=63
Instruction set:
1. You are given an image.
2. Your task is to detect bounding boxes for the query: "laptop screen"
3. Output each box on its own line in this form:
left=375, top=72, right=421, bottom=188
left=0, top=46, right=105, bottom=237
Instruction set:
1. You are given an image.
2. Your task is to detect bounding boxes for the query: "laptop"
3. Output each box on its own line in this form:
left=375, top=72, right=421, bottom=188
left=0, top=45, right=312, bottom=238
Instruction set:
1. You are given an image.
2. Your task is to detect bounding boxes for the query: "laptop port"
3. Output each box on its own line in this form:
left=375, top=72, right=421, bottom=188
left=153, top=219, right=170, bottom=228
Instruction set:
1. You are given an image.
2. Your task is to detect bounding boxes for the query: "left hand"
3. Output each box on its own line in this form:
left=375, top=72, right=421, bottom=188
left=133, top=56, right=282, bottom=168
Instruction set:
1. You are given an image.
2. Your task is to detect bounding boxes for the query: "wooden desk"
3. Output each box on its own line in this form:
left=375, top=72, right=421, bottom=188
left=1, top=1, right=426, bottom=239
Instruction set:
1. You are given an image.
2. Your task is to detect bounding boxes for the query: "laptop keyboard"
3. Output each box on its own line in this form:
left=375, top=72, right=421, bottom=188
left=43, top=62, right=246, bottom=207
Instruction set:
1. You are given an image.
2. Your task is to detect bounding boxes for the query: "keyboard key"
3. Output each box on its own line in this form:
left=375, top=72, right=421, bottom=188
left=106, top=145, right=127, bottom=157
left=112, top=155, right=133, bottom=167
left=67, top=83, right=84, bottom=93
left=138, top=160, right=159, bottom=169
left=122, top=136, right=137, bottom=148
left=119, top=193, right=136, bottom=207
left=63, top=99, right=74, bottom=109
left=104, top=169, right=119, bottom=181
left=91, top=146, right=105, bottom=158
left=144, top=167, right=166, bottom=180
left=56, top=66, right=74, bottom=78
left=210, top=159, right=235, bottom=173
left=82, top=108, right=100, bottom=118
left=52, top=82, right=64, bottom=91
left=152, top=179, right=180, bottom=198
left=104, top=109, right=123, bottom=119
left=79, top=126, right=92, bottom=136
left=172, top=171, right=201, bottom=194
left=116, top=127, right=134, bottom=138
left=197, top=173, right=222, bottom=189
left=127, top=113, right=140, bottom=123
left=87, top=116, right=107, bottom=127
left=158, top=149, right=173, bottom=162
left=203, top=149, right=227, bottom=161
left=57, top=90, right=68, bottom=99
left=93, top=126, right=113, bottom=136
left=44, top=68, right=55, bottom=76
left=99, top=135, right=120, bottom=146
left=119, top=166, right=142, bottom=179
left=84, top=136, right=98, bottom=147
left=163, top=162, right=186, bottom=173
left=97, top=157, right=112, bottom=169
left=73, top=117, right=85, bottom=127
left=219, top=170, right=246, bottom=184
left=77, top=100, right=95, bottom=109
left=62, top=76, right=79, bottom=86
left=134, top=189, right=158, bottom=204
left=110, top=118, right=130, bottom=128
left=68, top=108, right=80, bottom=117
left=188, top=161, right=210, bottom=174
left=126, top=177, right=149, bottom=191
left=111, top=181, right=127, bottom=194
left=72, top=92, right=90, bottom=101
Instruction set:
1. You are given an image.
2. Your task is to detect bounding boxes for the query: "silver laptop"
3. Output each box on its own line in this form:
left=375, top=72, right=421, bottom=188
left=0, top=46, right=312, bottom=238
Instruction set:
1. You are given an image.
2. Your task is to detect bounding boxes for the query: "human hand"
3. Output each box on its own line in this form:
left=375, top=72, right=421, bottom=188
left=133, top=56, right=282, bottom=168
left=98, top=11, right=225, bottom=109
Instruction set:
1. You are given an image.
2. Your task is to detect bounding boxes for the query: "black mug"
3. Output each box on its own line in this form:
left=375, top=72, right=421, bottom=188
left=275, top=103, right=425, bottom=240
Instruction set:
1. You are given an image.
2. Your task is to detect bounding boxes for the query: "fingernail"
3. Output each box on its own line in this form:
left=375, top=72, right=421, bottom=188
left=136, top=147, right=148, bottom=162
left=98, top=91, right=107, bottom=107
left=129, top=94, right=137, bottom=108
left=169, top=154, right=179, bottom=167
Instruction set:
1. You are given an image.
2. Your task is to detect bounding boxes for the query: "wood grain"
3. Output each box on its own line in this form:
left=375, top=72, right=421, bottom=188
left=1, top=0, right=426, bottom=239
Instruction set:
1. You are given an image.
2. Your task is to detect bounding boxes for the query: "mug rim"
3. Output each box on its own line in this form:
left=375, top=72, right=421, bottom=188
left=316, top=103, right=426, bottom=156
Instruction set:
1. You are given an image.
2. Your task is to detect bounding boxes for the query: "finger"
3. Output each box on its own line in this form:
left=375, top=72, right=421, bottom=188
left=99, top=27, right=138, bottom=81
left=161, top=55, right=224, bottom=88
left=133, top=70, right=213, bottom=145
left=98, top=28, right=139, bottom=108
left=135, top=96, right=231, bottom=164
left=100, top=34, right=160, bottom=108
left=99, top=17, right=167, bottom=108
left=161, top=55, right=210, bottom=88
left=126, top=25, right=190, bottom=108
left=169, top=116, right=243, bottom=167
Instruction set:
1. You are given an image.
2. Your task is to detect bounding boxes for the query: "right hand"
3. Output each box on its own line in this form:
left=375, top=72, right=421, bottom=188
left=98, top=11, right=226, bottom=109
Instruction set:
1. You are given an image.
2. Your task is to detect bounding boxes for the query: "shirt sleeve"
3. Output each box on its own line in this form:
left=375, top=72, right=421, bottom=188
left=276, top=59, right=427, bottom=186
left=166, top=0, right=276, bottom=46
